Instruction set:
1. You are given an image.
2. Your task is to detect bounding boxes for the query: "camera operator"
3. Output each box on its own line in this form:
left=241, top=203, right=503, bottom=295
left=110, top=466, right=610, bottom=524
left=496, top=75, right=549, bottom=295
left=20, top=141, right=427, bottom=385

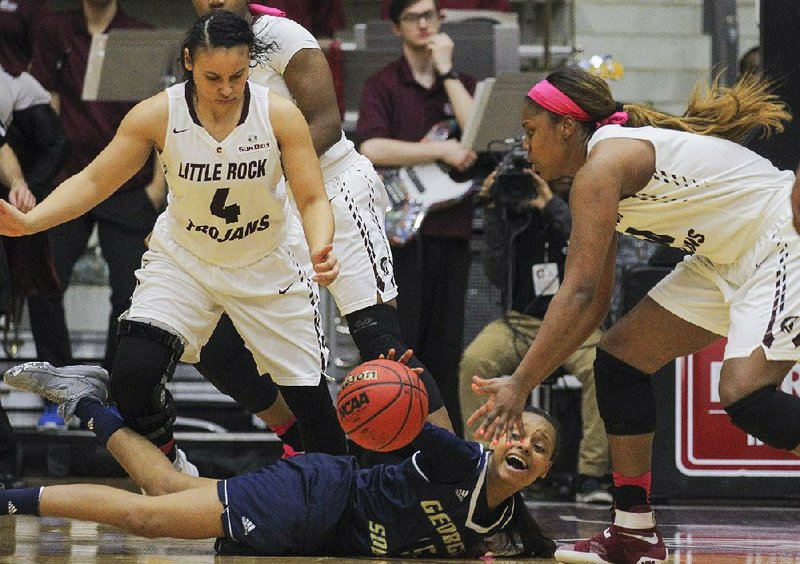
left=458, top=151, right=611, bottom=503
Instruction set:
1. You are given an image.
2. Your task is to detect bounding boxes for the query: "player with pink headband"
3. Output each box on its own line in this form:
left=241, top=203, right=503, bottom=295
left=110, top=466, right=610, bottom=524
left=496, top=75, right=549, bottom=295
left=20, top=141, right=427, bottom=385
left=527, top=79, right=629, bottom=128
left=464, top=65, right=800, bottom=564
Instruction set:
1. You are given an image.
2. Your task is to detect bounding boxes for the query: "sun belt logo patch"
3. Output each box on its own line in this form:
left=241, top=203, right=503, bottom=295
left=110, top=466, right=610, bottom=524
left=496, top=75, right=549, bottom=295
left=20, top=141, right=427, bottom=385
left=455, top=488, right=469, bottom=502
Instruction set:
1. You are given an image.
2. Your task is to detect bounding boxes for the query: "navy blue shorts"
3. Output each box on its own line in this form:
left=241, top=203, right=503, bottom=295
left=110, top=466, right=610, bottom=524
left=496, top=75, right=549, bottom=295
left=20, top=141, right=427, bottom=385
left=215, top=455, right=357, bottom=556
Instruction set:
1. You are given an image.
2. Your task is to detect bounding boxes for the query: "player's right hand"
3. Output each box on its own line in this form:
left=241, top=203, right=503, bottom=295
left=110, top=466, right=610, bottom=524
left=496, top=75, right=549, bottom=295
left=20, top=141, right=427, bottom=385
left=0, top=199, right=33, bottom=237
left=310, top=243, right=339, bottom=286
left=378, top=348, right=424, bottom=376
left=467, top=374, right=528, bottom=446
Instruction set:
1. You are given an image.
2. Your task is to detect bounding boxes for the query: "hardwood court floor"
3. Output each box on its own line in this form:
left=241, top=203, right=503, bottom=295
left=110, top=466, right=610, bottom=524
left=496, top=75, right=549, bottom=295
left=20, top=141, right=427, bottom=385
left=2, top=488, right=800, bottom=563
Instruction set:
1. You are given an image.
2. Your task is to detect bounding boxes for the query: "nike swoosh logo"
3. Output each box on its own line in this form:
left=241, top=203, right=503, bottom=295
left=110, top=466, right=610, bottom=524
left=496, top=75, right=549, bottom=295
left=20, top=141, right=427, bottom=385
left=619, top=531, right=660, bottom=545
left=328, top=195, right=338, bottom=203
left=278, top=282, right=293, bottom=294
left=173, top=127, right=189, bottom=134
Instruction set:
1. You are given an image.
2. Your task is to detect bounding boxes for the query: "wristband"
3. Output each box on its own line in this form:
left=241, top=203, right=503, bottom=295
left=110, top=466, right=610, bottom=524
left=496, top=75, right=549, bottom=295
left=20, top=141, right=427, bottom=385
left=439, top=69, right=460, bottom=81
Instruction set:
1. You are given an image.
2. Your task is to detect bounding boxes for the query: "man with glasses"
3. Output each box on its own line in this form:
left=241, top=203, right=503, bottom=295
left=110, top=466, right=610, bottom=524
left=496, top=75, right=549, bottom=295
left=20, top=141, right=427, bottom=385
left=380, top=0, right=512, bottom=19
left=357, top=0, right=478, bottom=438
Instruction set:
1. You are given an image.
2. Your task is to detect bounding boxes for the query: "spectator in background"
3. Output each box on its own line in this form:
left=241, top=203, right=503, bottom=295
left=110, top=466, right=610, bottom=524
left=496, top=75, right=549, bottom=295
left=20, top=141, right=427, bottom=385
left=250, top=0, right=345, bottom=38
left=0, top=0, right=51, bottom=77
left=459, top=171, right=611, bottom=503
left=357, top=0, right=478, bottom=437
left=0, top=70, right=38, bottom=488
left=381, top=0, right=511, bottom=18
left=28, top=1, right=165, bottom=395
left=0, top=0, right=70, bottom=431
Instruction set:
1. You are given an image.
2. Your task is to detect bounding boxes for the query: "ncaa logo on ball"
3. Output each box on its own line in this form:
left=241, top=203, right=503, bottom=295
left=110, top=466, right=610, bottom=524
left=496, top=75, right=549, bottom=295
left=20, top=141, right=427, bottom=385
left=340, top=369, right=378, bottom=390
left=338, top=391, right=370, bottom=417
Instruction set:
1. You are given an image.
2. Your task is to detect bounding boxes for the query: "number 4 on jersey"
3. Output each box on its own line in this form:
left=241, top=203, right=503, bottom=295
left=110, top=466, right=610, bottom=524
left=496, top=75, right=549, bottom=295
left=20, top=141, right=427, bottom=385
left=210, top=188, right=241, bottom=224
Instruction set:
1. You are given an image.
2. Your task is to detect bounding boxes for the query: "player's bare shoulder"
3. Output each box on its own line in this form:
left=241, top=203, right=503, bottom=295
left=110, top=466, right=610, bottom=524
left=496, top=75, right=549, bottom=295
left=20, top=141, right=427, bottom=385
left=267, top=90, right=307, bottom=134
left=122, top=91, right=170, bottom=150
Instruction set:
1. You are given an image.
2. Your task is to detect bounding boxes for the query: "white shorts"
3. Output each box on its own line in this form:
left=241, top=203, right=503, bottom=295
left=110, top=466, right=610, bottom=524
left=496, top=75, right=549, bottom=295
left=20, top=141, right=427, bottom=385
left=290, top=154, right=397, bottom=316
left=123, top=226, right=328, bottom=386
left=649, top=210, right=800, bottom=361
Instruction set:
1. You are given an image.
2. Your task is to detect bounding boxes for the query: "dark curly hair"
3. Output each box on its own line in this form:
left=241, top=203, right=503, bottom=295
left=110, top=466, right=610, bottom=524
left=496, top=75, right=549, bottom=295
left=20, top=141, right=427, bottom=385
left=180, top=11, right=277, bottom=81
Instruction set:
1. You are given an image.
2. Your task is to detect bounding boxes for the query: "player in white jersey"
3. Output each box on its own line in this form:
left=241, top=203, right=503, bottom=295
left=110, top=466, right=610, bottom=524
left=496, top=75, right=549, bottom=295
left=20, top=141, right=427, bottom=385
left=187, top=0, right=454, bottom=459
left=0, top=11, right=345, bottom=466
left=461, top=66, right=800, bottom=564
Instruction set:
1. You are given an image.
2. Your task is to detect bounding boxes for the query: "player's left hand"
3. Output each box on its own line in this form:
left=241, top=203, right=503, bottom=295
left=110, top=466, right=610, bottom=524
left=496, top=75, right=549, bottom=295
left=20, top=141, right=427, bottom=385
left=379, top=348, right=424, bottom=376
left=467, top=374, right=527, bottom=446
left=310, top=243, right=338, bottom=286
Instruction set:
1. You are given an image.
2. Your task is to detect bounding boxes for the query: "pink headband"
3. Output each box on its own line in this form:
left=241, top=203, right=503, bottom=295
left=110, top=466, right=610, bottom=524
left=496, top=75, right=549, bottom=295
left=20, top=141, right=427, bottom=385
left=247, top=3, right=286, bottom=17
left=527, top=79, right=628, bottom=128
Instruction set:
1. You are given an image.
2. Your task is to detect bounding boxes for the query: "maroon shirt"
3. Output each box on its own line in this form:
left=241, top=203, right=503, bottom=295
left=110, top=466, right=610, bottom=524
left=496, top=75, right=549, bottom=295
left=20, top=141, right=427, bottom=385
left=251, top=0, right=345, bottom=38
left=0, top=0, right=51, bottom=76
left=381, top=0, right=511, bottom=19
left=356, top=56, right=476, bottom=239
left=29, top=7, right=153, bottom=194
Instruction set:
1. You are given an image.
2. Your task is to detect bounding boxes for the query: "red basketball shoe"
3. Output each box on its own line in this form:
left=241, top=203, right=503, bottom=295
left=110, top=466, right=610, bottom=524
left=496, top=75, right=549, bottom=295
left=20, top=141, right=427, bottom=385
left=554, top=506, right=667, bottom=564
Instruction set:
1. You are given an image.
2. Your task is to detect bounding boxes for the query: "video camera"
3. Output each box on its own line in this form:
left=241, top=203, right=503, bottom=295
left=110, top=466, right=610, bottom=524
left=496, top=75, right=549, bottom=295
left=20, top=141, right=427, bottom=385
left=489, top=137, right=537, bottom=209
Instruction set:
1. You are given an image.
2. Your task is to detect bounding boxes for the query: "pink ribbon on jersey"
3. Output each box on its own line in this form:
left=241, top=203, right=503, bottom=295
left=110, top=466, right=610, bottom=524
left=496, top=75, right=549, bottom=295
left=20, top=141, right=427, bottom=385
left=247, top=3, right=286, bottom=17
left=527, top=79, right=629, bottom=128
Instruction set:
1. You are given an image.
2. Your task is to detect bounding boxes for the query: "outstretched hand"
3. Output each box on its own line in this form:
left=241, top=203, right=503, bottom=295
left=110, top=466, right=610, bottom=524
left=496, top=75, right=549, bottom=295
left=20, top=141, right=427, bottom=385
left=378, top=348, right=423, bottom=376
left=0, top=199, right=33, bottom=237
left=467, top=375, right=528, bottom=445
left=310, top=244, right=339, bottom=286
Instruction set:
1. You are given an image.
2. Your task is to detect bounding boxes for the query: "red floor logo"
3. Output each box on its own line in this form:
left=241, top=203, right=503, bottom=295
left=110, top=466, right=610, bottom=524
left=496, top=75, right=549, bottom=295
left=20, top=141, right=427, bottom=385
left=676, top=339, right=800, bottom=476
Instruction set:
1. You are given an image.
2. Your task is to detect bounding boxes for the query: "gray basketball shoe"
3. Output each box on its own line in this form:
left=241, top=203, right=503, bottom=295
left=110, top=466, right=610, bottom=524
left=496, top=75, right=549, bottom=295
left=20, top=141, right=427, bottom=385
left=4, top=362, right=109, bottom=422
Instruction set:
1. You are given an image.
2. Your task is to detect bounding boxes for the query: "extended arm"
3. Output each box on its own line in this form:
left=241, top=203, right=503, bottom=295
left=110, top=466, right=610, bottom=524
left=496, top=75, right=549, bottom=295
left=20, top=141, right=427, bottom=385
left=411, top=423, right=483, bottom=483
left=283, top=47, right=342, bottom=156
left=0, top=95, right=164, bottom=237
left=470, top=140, right=654, bottom=442
left=270, top=93, right=338, bottom=285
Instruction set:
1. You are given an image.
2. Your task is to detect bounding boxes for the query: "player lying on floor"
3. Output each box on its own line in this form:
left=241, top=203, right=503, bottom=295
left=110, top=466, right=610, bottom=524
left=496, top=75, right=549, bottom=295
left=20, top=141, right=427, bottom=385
left=1, top=357, right=558, bottom=558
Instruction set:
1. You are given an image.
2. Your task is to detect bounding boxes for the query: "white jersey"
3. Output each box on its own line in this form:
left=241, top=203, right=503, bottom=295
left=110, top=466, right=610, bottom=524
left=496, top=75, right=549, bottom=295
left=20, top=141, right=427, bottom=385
left=155, top=81, right=288, bottom=268
left=588, top=125, right=793, bottom=264
left=250, top=14, right=358, bottom=181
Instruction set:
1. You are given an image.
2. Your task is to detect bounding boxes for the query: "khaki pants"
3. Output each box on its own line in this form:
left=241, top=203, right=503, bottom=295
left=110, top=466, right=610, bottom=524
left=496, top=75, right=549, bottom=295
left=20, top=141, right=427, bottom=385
left=458, top=311, right=609, bottom=478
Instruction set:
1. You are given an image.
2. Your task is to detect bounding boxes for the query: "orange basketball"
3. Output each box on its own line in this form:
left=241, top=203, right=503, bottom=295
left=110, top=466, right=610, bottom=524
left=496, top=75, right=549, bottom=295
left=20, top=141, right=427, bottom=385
left=336, top=359, right=429, bottom=452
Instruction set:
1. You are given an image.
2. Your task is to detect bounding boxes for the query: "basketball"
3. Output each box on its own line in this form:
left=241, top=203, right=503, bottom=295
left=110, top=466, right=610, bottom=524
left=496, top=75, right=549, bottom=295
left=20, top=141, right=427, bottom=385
left=336, top=359, right=429, bottom=452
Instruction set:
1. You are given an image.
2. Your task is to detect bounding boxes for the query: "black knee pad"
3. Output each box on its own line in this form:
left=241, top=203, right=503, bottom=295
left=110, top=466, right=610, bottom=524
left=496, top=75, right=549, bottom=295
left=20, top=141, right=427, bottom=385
left=594, top=348, right=656, bottom=436
left=346, top=304, right=445, bottom=414
left=725, top=385, right=800, bottom=451
left=110, top=320, right=184, bottom=443
left=196, top=314, right=279, bottom=414
left=279, top=377, right=348, bottom=455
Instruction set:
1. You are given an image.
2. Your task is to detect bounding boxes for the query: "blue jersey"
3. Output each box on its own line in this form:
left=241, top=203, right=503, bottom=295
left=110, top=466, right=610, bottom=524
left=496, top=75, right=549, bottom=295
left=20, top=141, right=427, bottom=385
left=342, top=423, right=515, bottom=557
left=216, top=424, right=515, bottom=557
